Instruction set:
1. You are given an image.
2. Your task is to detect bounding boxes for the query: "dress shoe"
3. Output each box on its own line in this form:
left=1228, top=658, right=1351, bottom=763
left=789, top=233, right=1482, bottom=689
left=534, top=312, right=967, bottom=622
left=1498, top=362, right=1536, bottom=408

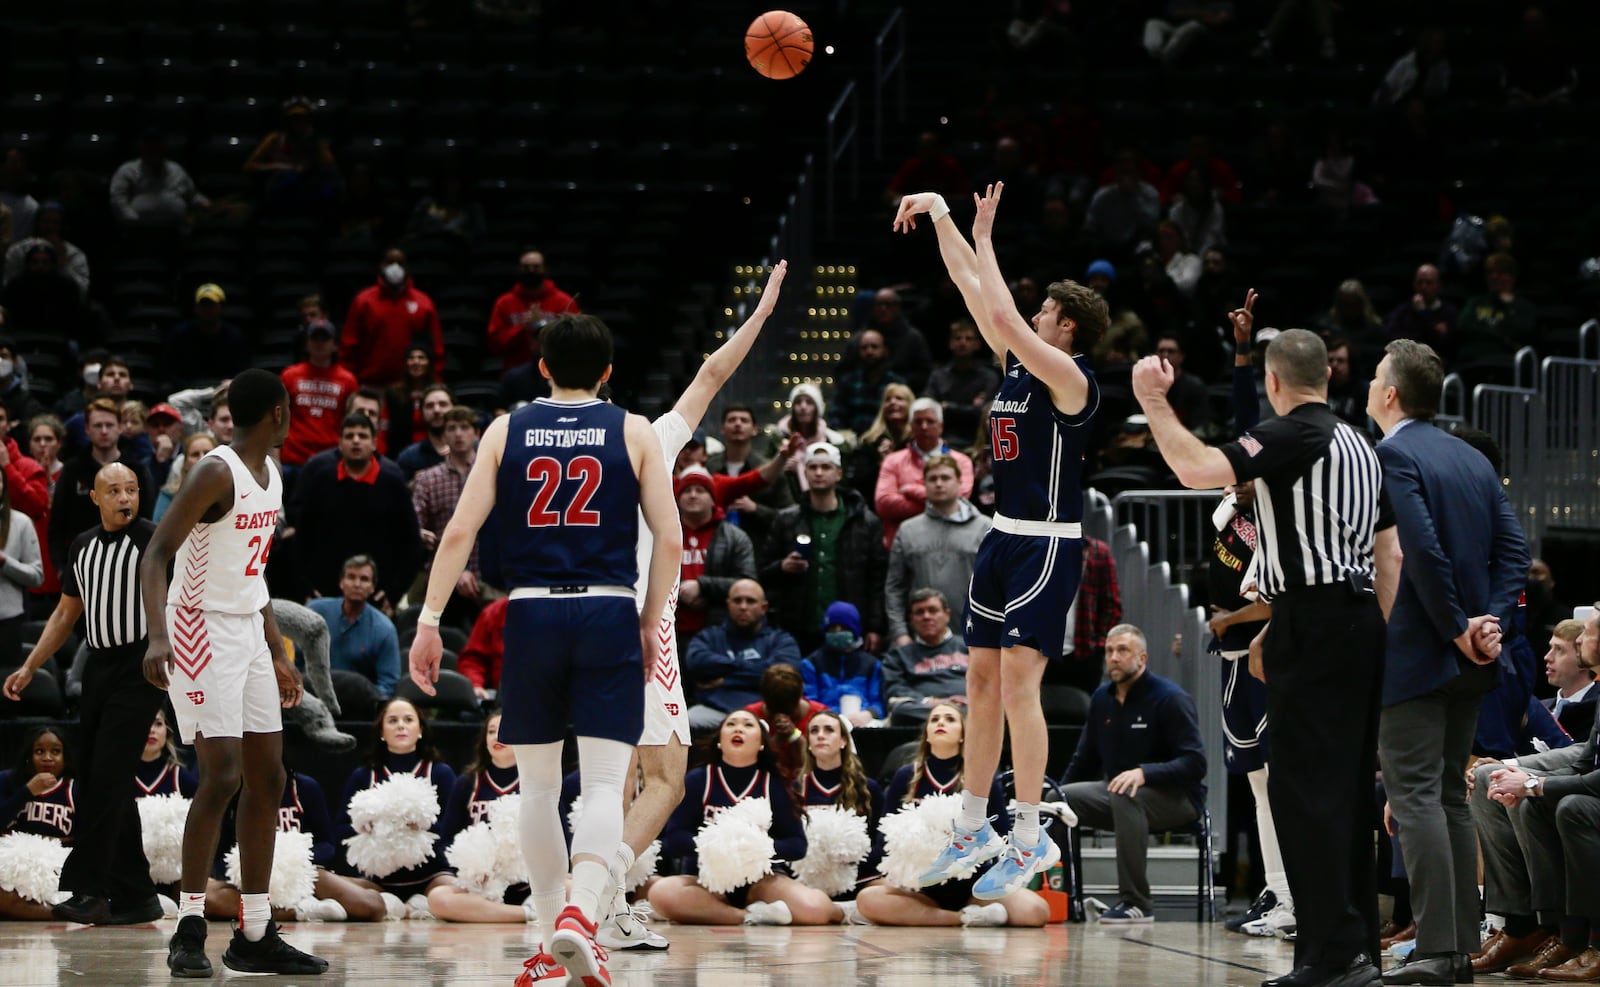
left=52, top=894, right=111, bottom=925
left=1381, top=954, right=1455, bottom=986
left=1264, top=967, right=1322, bottom=987
left=104, top=894, right=164, bottom=925
left=1510, top=940, right=1579, bottom=978
left=1473, top=929, right=1555, bottom=973
left=1453, top=953, right=1473, bottom=984
left=1382, top=923, right=1419, bottom=949
left=1470, top=929, right=1504, bottom=962
left=1539, top=948, right=1600, bottom=982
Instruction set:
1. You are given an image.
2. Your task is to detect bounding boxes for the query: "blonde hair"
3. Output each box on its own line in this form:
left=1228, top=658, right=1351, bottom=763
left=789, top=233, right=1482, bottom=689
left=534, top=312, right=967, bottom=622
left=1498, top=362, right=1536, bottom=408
left=860, top=382, right=916, bottom=447
left=161, top=432, right=217, bottom=496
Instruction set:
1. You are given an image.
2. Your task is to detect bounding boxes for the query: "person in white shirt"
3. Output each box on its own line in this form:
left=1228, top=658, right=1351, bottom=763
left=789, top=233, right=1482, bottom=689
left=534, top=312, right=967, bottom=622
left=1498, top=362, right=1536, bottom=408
left=1544, top=619, right=1596, bottom=740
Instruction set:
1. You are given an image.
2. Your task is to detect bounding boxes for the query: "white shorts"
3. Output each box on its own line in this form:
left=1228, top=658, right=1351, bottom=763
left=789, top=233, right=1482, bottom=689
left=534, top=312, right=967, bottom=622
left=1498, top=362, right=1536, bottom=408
left=166, top=607, right=282, bottom=744
left=639, top=601, right=689, bottom=747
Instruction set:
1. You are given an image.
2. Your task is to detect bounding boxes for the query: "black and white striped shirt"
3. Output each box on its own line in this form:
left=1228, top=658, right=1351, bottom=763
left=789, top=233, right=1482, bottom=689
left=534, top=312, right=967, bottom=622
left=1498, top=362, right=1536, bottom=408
left=1220, top=403, right=1393, bottom=603
left=62, top=520, right=156, bottom=649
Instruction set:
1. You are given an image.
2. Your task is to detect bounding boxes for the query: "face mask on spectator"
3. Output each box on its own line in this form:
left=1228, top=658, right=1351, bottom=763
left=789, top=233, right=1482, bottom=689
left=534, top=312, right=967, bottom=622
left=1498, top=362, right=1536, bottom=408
left=83, top=363, right=101, bottom=386
left=825, top=630, right=857, bottom=651
left=383, top=263, right=406, bottom=286
left=0, top=358, right=12, bottom=378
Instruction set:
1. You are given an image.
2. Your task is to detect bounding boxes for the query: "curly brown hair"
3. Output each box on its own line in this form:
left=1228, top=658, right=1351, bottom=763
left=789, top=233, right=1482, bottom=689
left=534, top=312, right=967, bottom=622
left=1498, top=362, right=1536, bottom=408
left=1046, top=279, right=1110, bottom=355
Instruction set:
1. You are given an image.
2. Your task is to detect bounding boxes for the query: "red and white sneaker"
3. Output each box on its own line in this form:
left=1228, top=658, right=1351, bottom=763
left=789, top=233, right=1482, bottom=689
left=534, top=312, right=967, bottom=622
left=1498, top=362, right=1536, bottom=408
left=513, top=949, right=566, bottom=986
left=549, top=906, right=611, bottom=987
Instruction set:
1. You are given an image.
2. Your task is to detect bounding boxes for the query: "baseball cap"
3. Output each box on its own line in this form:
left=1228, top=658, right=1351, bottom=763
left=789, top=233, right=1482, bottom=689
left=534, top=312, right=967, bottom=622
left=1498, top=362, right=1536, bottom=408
left=305, top=318, right=335, bottom=338
left=147, top=403, right=182, bottom=424
left=805, top=442, right=842, bottom=468
left=685, top=429, right=708, bottom=448
left=1255, top=327, right=1281, bottom=345
left=1121, top=414, right=1150, bottom=433
left=195, top=283, right=226, bottom=304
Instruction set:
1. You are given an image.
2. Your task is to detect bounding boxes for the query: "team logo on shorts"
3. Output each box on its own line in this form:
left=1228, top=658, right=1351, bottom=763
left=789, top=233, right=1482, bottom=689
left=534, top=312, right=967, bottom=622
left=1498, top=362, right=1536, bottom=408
left=186, top=691, right=205, bottom=705
left=665, top=703, right=680, bottom=716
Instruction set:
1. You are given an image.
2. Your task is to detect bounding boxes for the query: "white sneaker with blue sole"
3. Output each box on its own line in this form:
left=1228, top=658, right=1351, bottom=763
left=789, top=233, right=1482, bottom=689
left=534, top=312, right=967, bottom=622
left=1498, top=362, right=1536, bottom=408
left=971, top=829, right=1061, bottom=901
left=917, top=819, right=1006, bottom=888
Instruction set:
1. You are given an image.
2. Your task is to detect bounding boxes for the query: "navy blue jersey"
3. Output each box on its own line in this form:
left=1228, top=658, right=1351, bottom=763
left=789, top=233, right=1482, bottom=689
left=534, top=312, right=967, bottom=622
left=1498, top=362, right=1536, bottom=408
left=441, top=764, right=521, bottom=841
left=135, top=760, right=198, bottom=799
left=0, top=770, right=77, bottom=841
left=801, top=767, right=885, bottom=823
left=659, top=764, right=808, bottom=865
left=278, top=774, right=338, bottom=869
left=495, top=398, right=639, bottom=589
left=882, top=755, right=1010, bottom=835
left=987, top=352, right=1098, bottom=523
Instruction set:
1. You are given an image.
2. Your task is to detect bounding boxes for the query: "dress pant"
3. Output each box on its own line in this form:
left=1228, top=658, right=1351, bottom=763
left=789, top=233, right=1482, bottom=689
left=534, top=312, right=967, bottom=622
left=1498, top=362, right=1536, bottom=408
left=1062, top=782, right=1198, bottom=911
left=58, top=641, right=168, bottom=908
left=1378, top=663, right=1492, bottom=955
left=1471, top=751, right=1577, bottom=923
left=1263, top=585, right=1384, bottom=973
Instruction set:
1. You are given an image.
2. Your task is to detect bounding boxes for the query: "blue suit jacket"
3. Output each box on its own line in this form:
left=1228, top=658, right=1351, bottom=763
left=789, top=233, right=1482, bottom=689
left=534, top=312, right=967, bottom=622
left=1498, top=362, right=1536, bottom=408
left=1377, top=420, right=1529, bottom=707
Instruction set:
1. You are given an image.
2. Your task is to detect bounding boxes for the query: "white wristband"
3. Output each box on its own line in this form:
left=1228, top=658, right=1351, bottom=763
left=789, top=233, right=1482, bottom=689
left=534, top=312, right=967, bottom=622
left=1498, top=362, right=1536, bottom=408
left=929, top=195, right=951, bottom=223
left=418, top=605, right=443, bottom=628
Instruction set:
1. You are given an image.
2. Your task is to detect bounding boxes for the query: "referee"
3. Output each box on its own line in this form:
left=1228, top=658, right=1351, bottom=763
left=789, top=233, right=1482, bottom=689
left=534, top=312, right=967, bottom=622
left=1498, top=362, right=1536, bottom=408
left=1134, top=326, right=1399, bottom=987
left=2, top=463, right=167, bottom=925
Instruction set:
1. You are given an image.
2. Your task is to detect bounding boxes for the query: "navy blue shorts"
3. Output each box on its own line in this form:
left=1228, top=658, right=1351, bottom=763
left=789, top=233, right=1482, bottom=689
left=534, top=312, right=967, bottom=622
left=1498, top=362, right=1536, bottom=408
left=965, top=530, right=1083, bottom=660
left=1220, top=653, right=1269, bottom=773
left=499, top=595, right=644, bottom=747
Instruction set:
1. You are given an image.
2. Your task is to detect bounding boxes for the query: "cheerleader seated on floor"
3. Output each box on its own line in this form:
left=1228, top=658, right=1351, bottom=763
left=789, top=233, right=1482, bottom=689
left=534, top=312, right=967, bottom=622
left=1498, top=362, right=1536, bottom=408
left=431, top=708, right=537, bottom=922
left=134, top=708, right=198, bottom=798
left=0, top=726, right=76, bottom=919
left=648, top=709, right=841, bottom=926
left=857, top=704, right=1049, bottom=928
left=794, top=711, right=883, bottom=918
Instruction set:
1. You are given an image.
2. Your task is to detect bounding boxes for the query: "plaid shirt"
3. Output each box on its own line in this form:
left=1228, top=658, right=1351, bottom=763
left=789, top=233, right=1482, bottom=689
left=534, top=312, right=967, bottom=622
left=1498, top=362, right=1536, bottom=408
left=413, top=458, right=478, bottom=575
left=1073, top=537, right=1122, bottom=661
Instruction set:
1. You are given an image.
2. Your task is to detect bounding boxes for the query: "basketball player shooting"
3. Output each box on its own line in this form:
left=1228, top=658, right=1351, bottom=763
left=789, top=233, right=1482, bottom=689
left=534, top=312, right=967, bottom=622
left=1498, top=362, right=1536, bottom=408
left=408, top=314, right=680, bottom=987
left=892, top=183, right=1108, bottom=899
left=140, top=368, right=327, bottom=977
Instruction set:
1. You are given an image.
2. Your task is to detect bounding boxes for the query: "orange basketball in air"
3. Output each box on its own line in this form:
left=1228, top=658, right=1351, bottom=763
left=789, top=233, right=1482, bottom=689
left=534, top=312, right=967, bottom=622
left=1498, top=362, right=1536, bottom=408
left=745, top=10, right=813, bottom=80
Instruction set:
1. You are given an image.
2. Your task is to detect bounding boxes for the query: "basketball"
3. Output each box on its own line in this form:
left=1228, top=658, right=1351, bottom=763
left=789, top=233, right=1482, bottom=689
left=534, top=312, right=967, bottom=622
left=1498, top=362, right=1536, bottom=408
left=745, top=10, right=813, bottom=80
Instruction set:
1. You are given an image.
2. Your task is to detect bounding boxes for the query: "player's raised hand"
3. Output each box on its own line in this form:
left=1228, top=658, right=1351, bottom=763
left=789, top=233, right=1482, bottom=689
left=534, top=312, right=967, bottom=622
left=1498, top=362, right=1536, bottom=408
left=892, top=192, right=943, bottom=233
left=754, top=260, right=788, bottom=318
left=972, top=182, right=1004, bottom=241
left=409, top=623, right=442, bottom=696
left=1228, top=289, right=1259, bottom=348
left=1131, top=354, right=1176, bottom=407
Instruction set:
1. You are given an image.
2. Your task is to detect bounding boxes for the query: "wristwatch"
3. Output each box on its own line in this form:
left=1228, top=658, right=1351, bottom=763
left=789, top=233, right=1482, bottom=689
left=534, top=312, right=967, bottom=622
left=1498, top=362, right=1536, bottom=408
left=1523, top=776, right=1543, bottom=796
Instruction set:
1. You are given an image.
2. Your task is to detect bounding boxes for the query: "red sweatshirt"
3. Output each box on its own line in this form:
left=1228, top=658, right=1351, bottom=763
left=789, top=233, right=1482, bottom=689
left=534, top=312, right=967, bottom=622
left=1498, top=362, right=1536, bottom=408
left=340, top=278, right=444, bottom=386
left=458, top=597, right=508, bottom=690
left=280, top=362, right=360, bottom=466
left=3, top=438, right=53, bottom=592
left=486, top=280, right=580, bottom=371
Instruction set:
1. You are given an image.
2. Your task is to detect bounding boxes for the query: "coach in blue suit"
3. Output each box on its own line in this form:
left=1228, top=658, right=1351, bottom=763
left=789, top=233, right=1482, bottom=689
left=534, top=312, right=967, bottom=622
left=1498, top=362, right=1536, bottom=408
left=1368, top=340, right=1530, bottom=986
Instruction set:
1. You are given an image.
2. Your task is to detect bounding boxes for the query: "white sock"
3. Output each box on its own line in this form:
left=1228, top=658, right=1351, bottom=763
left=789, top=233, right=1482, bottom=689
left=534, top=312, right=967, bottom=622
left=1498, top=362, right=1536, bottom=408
left=1248, top=767, right=1290, bottom=902
left=514, top=742, right=572, bottom=936
left=178, top=891, right=207, bottom=921
left=1013, top=802, right=1041, bottom=846
left=240, top=892, right=270, bottom=941
left=958, top=790, right=990, bottom=832
left=611, top=843, right=636, bottom=887
left=570, top=860, right=611, bottom=923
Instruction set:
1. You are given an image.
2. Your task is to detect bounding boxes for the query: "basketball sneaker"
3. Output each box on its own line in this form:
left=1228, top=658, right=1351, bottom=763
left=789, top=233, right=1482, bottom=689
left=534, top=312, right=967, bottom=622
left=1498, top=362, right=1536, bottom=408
left=549, top=905, right=611, bottom=987
left=918, top=819, right=1005, bottom=887
left=167, top=915, right=213, bottom=978
left=971, top=829, right=1061, bottom=901
left=513, top=950, right=567, bottom=986
left=1241, top=900, right=1296, bottom=939
left=742, top=900, right=793, bottom=926
left=1226, top=888, right=1278, bottom=933
left=1097, top=900, right=1155, bottom=924
left=221, top=921, right=330, bottom=975
left=597, top=899, right=669, bottom=951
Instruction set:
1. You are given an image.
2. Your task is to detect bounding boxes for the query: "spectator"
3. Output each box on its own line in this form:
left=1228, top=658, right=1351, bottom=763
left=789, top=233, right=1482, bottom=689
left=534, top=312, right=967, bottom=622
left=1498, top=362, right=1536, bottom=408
left=108, top=130, right=209, bottom=232
left=1311, top=127, right=1373, bottom=215
left=0, top=244, right=86, bottom=341
left=1527, top=559, right=1570, bottom=644
left=706, top=403, right=794, bottom=549
left=1153, top=334, right=1211, bottom=430
left=1052, top=536, right=1124, bottom=694
left=154, top=432, right=216, bottom=521
left=799, top=601, right=883, bottom=727
left=742, top=663, right=830, bottom=780
left=1543, top=618, right=1595, bottom=742
left=1061, top=625, right=1207, bottom=924
left=404, top=167, right=485, bottom=242
left=309, top=555, right=402, bottom=700
left=0, top=461, right=45, bottom=669
left=485, top=249, right=581, bottom=372
left=0, top=403, right=48, bottom=528
left=971, top=137, right=1044, bottom=226
left=62, top=357, right=134, bottom=454
left=412, top=406, right=483, bottom=614
left=23, top=414, right=62, bottom=610
left=884, top=131, right=969, bottom=208
left=882, top=589, right=971, bottom=725
left=1154, top=221, right=1202, bottom=298
left=762, top=442, right=886, bottom=653
left=1384, top=263, right=1458, bottom=362
left=845, top=382, right=913, bottom=506
left=395, top=384, right=454, bottom=480
left=1142, top=1, right=1234, bottom=65
left=384, top=345, right=439, bottom=452
left=456, top=596, right=508, bottom=699
left=0, top=338, right=44, bottom=437
left=1189, top=248, right=1240, bottom=372
left=1160, top=135, right=1242, bottom=206
left=1324, top=337, right=1369, bottom=430
left=343, top=387, right=388, bottom=457
left=288, top=412, right=422, bottom=608
left=143, top=403, right=185, bottom=479
left=925, top=319, right=1000, bottom=448
left=831, top=329, right=908, bottom=438
left=340, top=248, right=444, bottom=387
left=1373, top=27, right=1452, bottom=106
left=164, top=283, right=249, bottom=389
left=885, top=454, right=990, bottom=647
left=837, top=289, right=934, bottom=394
left=1084, top=149, right=1162, bottom=256
left=47, top=399, right=155, bottom=573
left=874, top=400, right=975, bottom=548
left=205, top=389, right=233, bottom=443
left=673, top=465, right=757, bottom=645
left=1456, top=253, right=1539, bottom=365
left=243, top=96, right=340, bottom=219
left=280, top=319, right=359, bottom=469
left=1316, top=279, right=1384, bottom=356
left=769, top=382, right=848, bottom=472
left=1099, top=414, right=1169, bottom=474
left=684, top=578, right=802, bottom=732
left=3, top=202, right=89, bottom=296
left=116, top=402, right=158, bottom=482
left=1502, top=6, right=1576, bottom=107
left=0, top=149, right=37, bottom=239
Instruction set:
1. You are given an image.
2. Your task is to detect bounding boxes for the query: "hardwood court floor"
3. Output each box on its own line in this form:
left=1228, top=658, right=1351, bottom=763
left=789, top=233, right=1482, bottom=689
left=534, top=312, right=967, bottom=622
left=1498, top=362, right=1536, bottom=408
left=0, top=917, right=1311, bottom=986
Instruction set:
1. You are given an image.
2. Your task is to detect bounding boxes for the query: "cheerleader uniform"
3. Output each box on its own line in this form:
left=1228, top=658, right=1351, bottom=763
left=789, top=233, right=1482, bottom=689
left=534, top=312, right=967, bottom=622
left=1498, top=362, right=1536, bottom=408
left=215, top=774, right=338, bottom=878
left=441, top=764, right=528, bottom=904
left=337, top=752, right=457, bottom=893
left=134, top=760, right=199, bottom=799
left=883, top=755, right=1009, bottom=912
left=0, top=770, right=77, bottom=841
left=801, top=767, right=886, bottom=891
left=660, top=763, right=807, bottom=909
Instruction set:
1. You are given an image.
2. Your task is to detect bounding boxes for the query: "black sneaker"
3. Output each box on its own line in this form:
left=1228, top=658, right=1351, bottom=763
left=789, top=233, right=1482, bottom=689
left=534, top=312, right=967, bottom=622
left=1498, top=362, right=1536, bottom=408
left=167, top=915, right=213, bottom=978
left=222, top=921, right=329, bottom=975
left=52, top=893, right=111, bottom=925
left=1227, top=889, right=1278, bottom=933
left=105, top=894, right=164, bottom=925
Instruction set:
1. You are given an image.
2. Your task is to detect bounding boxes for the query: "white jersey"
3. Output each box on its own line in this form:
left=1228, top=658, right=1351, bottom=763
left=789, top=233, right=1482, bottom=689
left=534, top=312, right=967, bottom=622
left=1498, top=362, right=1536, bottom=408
left=633, top=411, right=692, bottom=612
left=170, top=446, right=282, bottom=615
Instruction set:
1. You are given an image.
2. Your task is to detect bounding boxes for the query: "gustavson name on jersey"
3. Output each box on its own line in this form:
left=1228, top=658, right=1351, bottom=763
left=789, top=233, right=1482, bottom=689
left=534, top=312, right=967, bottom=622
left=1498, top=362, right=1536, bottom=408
left=524, top=428, right=608, bottom=448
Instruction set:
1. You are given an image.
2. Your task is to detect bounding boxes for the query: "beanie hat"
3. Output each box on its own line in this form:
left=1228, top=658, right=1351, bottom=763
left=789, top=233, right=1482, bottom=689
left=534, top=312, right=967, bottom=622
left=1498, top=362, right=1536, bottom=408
left=674, top=465, right=716, bottom=497
left=788, top=381, right=826, bottom=418
left=822, top=601, right=863, bottom=637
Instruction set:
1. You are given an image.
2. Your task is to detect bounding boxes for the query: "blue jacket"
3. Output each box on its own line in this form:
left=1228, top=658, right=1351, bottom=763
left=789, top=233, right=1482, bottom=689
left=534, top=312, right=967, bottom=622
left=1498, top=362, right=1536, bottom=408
left=684, top=620, right=802, bottom=712
left=800, top=645, right=884, bottom=717
left=1377, top=420, right=1529, bottom=707
left=1063, top=671, right=1207, bottom=811
left=309, top=598, right=401, bottom=698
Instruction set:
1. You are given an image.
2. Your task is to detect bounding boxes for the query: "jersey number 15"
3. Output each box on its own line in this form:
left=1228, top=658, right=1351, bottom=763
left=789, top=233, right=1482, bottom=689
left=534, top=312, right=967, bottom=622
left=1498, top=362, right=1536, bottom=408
left=526, top=455, right=603, bottom=527
left=990, top=416, right=1020, bottom=462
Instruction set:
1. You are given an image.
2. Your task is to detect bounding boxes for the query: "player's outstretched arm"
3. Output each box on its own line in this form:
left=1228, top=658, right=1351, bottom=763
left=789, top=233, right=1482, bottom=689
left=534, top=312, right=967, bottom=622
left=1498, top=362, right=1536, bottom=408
left=672, top=260, right=787, bottom=431
left=139, top=458, right=234, bottom=691
left=630, top=413, right=683, bottom=677
left=971, top=183, right=1090, bottom=414
left=410, top=414, right=508, bottom=693
left=893, top=192, right=1008, bottom=361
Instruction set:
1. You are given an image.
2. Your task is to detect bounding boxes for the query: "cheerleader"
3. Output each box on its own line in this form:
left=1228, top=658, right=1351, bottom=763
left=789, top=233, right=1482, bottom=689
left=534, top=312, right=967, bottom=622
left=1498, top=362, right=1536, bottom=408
left=799, top=710, right=885, bottom=888
left=0, top=727, right=75, bottom=919
left=857, top=704, right=1049, bottom=928
left=135, top=709, right=198, bottom=798
left=648, top=709, right=838, bottom=926
left=429, top=709, right=533, bottom=922
left=336, top=698, right=457, bottom=916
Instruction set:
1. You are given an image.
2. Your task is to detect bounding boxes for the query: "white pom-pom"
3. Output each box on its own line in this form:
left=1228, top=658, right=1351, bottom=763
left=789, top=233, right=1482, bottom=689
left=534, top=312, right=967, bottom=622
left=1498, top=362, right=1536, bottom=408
left=223, top=830, right=318, bottom=906
left=793, top=805, right=871, bottom=897
left=342, top=775, right=441, bottom=879
left=693, top=798, right=775, bottom=896
left=626, top=841, right=661, bottom=892
left=138, top=794, right=192, bottom=885
left=565, top=794, right=584, bottom=835
left=879, top=793, right=999, bottom=890
left=446, top=823, right=508, bottom=902
left=0, top=832, right=71, bottom=904
left=485, top=795, right=529, bottom=888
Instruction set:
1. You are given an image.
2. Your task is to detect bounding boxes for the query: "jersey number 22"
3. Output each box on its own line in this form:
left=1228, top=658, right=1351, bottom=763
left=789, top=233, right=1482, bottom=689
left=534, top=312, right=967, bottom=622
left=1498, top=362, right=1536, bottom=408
left=526, top=456, right=602, bottom=527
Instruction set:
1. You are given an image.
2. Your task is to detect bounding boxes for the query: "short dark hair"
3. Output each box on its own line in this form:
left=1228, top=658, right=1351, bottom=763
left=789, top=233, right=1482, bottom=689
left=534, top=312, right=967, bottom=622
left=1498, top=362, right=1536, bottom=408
left=1047, top=279, right=1110, bottom=355
left=1382, top=339, right=1444, bottom=419
left=228, top=368, right=288, bottom=429
left=348, top=387, right=384, bottom=413
left=341, top=412, right=376, bottom=437
left=1446, top=423, right=1503, bottom=475
left=1265, top=329, right=1329, bottom=390
left=540, top=314, right=613, bottom=389
left=209, top=389, right=230, bottom=417
left=722, top=403, right=756, bottom=423
left=422, top=383, right=454, bottom=404
left=443, top=405, right=477, bottom=427
left=100, top=356, right=131, bottom=379
left=909, top=587, right=949, bottom=610
left=341, top=554, right=378, bottom=582
left=1327, top=335, right=1354, bottom=356
left=759, top=663, right=804, bottom=713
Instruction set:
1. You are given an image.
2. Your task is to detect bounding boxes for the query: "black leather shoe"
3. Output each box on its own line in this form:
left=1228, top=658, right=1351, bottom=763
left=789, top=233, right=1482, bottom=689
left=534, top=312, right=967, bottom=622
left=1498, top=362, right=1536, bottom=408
left=1381, top=954, right=1455, bottom=986
left=52, top=893, right=111, bottom=925
left=1316, top=956, right=1382, bottom=987
left=104, top=894, right=164, bottom=925
left=1264, top=967, right=1321, bottom=987
left=1453, top=954, right=1472, bottom=984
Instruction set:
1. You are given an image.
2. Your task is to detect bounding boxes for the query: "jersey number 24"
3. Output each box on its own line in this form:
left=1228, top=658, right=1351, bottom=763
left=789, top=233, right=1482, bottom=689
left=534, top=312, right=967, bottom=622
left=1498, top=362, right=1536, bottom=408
left=526, top=456, right=602, bottom=527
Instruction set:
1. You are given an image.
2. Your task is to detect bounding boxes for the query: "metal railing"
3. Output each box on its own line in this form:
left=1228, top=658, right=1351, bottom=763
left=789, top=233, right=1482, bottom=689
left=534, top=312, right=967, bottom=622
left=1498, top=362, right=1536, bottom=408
left=1514, top=346, right=1539, bottom=390
left=1580, top=319, right=1598, bottom=361
left=824, top=81, right=859, bottom=240
left=1111, top=489, right=1228, bottom=589
left=1539, top=356, right=1600, bottom=536
left=1472, top=383, right=1545, bottom=552
left=872, top=7, right=907, bottom=160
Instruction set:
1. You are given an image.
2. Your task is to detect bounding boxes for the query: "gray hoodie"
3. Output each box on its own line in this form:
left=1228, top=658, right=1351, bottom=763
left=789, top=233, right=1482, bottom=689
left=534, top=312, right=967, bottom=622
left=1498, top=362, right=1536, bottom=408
left=884, top=498, right=991, bottom=640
